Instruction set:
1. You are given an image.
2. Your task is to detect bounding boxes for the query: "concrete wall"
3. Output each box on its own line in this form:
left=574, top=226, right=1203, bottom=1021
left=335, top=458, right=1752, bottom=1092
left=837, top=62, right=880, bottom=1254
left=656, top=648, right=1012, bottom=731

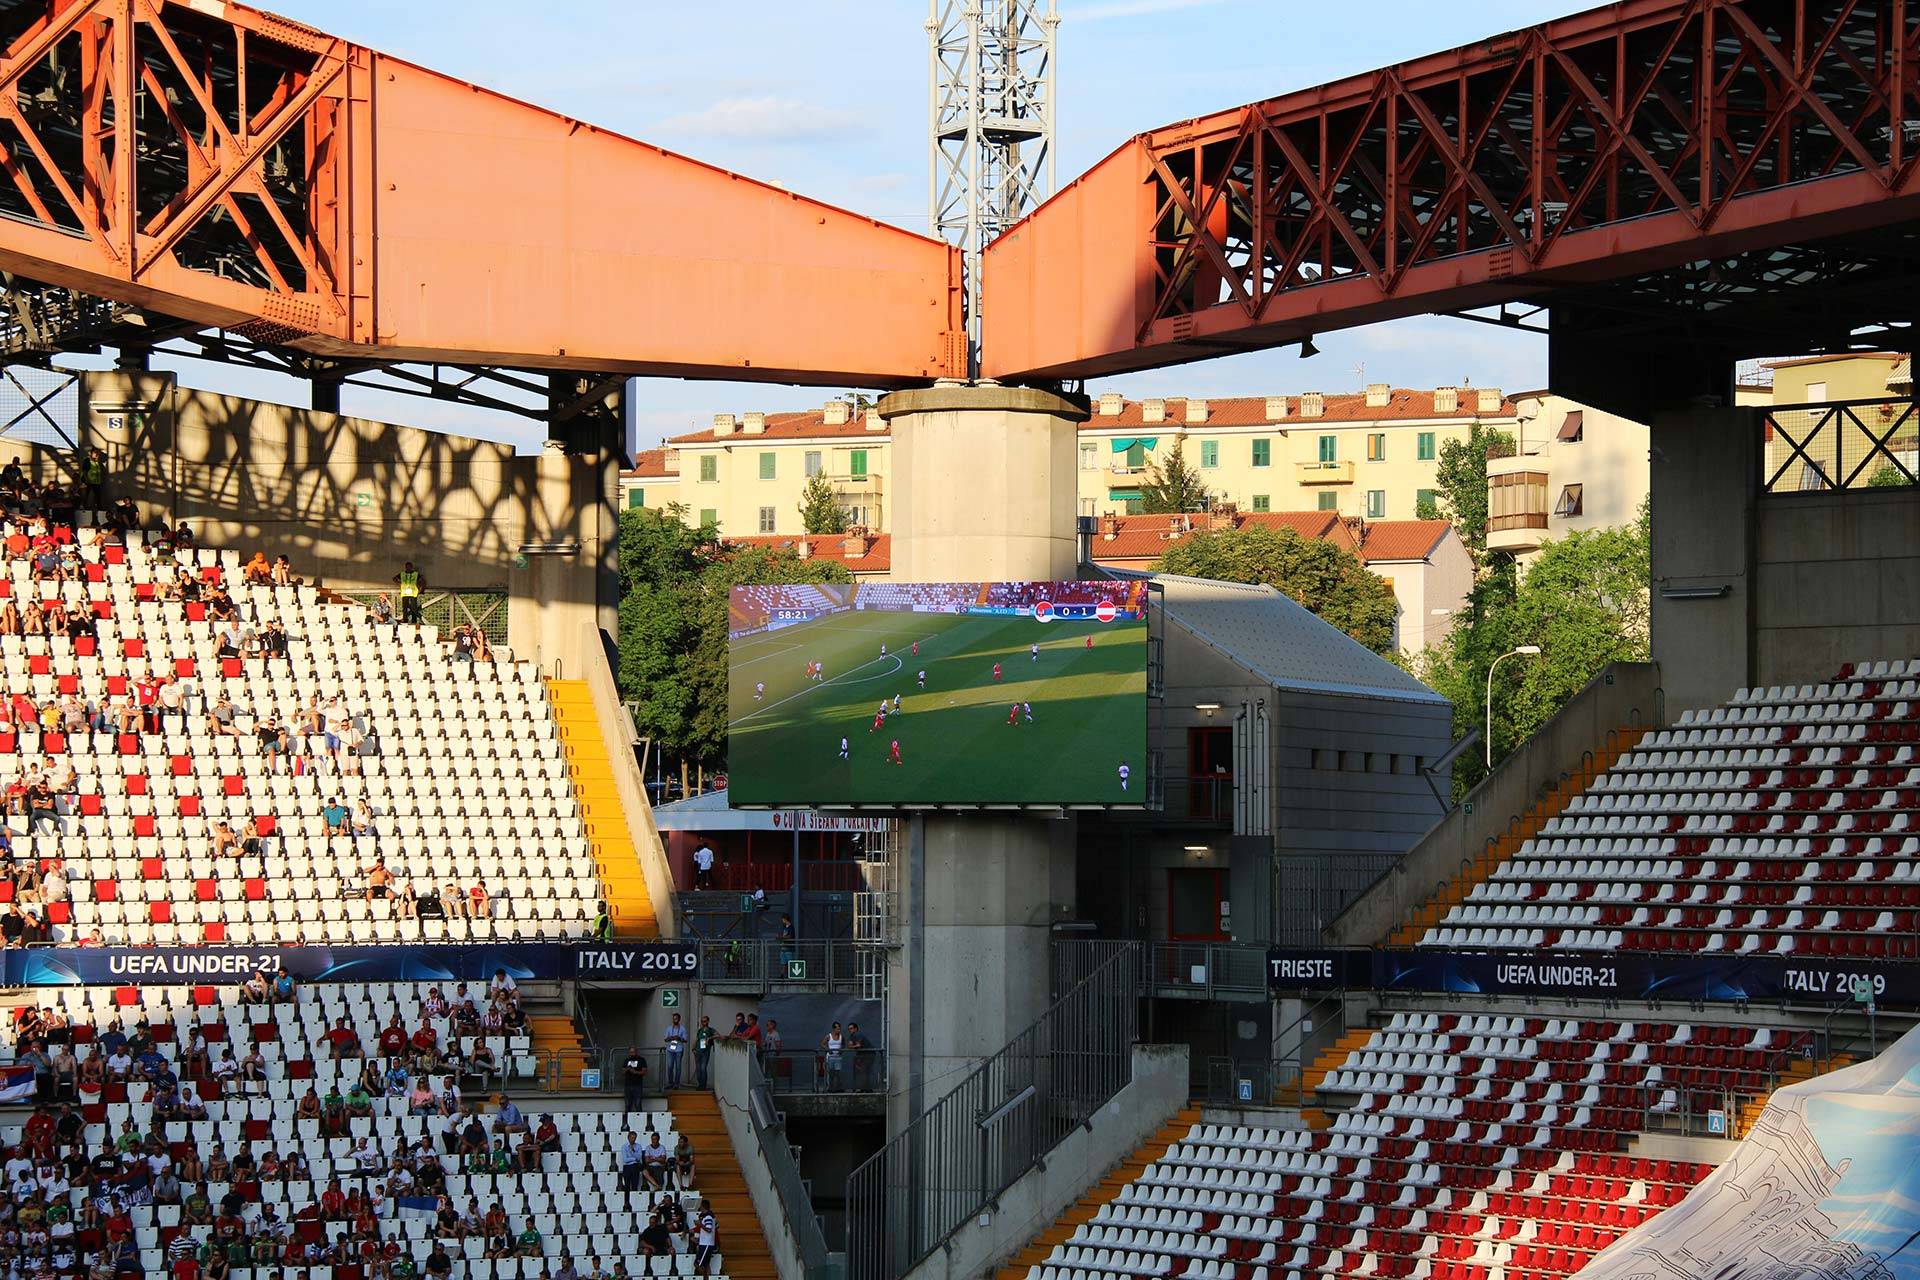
left=712, top=1040, right=813, bottom=1280
left=902, top=1043, right=1189, bottom=1280
left=1325, top=662, right=1663, bottom=947
left=77, top=371, right=615, bottom=678
left=1652, top=406, right=1920, bottom=712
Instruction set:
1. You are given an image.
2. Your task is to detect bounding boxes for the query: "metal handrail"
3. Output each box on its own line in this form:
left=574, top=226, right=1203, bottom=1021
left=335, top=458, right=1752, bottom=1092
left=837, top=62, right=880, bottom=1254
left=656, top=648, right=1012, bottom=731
left=845, top=942, right=1140, bottom=1280
left=747, top=1050, right=845, bottom=1280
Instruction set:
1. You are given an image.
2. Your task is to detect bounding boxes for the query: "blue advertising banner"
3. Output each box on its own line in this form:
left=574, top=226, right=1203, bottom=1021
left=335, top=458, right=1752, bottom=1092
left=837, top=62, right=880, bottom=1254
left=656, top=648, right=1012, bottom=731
left=5, top=942, right=700, bottom=987
left=1270, top=947, right=1920, bottom=1008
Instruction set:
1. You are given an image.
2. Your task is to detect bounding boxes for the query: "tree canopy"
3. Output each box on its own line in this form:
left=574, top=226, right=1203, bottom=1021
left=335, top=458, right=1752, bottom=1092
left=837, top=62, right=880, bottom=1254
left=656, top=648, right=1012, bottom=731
left=797, top=472, right=849, bottom=534
left=1137, top=437, right=1216, bottom=514
left=1152, top=523, right=1400, bottom=655
left=617, top=505, right=851, bottom=765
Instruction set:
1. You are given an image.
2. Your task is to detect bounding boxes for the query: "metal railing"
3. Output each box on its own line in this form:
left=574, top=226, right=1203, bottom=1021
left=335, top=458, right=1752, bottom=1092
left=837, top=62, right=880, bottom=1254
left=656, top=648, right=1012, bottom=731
left=747, top=1051, right=846, bottom=1280
left=845, top=943, right=1140, bottom=1280
left=696, top=939, right=875, bottom=993
left=761, top=1050, right=886, bottom=1095
left=1054, top=937, right=1272, bottom=1002
left=332, top=587, right=509, bottom=645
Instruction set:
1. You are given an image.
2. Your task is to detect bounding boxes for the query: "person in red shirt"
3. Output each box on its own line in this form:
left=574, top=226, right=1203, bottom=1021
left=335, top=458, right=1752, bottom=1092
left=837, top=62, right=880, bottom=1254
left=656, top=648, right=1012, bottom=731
left=319, top=1179, right=347, bottom=1219
left=889, top=739, right=903, bottom=766
left=410, top=1024, right=439, bottom=1070
left=324, top=1018, right=361, bottom=1060
left=992, top=662, right=1002, bottom=681
left=376, top=1017, right=407, bottom=1059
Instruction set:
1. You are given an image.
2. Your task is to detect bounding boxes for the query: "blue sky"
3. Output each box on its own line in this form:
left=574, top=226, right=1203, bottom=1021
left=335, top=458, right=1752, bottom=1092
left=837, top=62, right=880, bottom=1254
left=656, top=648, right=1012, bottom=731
left=147, top=0, right=1599, bottom=451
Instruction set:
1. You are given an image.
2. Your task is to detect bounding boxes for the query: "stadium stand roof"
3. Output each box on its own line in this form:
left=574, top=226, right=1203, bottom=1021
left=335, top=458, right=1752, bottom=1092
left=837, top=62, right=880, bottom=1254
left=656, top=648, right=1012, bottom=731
left=1153, top=573, right=1446, bottom=705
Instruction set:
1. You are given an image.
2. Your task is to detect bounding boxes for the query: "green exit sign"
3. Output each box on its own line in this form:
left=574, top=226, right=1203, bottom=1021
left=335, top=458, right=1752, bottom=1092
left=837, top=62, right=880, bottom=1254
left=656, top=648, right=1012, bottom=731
left=786, top=960, right=808, bottom=980
left=355, top=492, right=371, bottom=508
left=661, top=989, right=682, bottom=1008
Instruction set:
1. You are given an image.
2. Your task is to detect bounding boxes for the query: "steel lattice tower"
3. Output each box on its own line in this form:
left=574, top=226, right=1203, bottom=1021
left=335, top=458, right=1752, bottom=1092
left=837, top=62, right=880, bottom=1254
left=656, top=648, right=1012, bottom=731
left=928, top=0, right=1057, bottom=373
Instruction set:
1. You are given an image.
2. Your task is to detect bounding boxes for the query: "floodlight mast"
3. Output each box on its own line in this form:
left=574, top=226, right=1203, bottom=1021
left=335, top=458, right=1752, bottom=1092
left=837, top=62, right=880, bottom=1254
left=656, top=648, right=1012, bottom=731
left=929, top=0, right=1058, bottom=376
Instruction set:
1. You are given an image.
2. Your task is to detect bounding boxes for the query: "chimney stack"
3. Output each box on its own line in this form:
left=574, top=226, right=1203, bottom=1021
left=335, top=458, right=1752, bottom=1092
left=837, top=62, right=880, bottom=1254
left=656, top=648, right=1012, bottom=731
left=864, top=408, right=886, bottom=432
left=822, top=400, right=850, bottom=426
left=663, top=449, right=681, bottom=475
left=1265, top=396, right=1288, bottom=420
left=1100, top=513, right=1121, bottom=540
left=1477, top=387, right=1504, bottom=414
left=1208, top=501, right=1238, bottom=531
left=1365, top=383, right=1391, bottom=408
left=1300, top=392, right=1325, bottom=418
left=1185, top=399, right=1209, bottom=423
left=844, top=528, right=870, bottom=557
left=1098, top=392, right=1124, bottom=417
left=712, top=413, right=737, bottom=437
left=742, top=412, right=766, bottom=435
left=1142, top=398, right=1166, bottom=424
left=1434, top=387, right=1458, bottom=413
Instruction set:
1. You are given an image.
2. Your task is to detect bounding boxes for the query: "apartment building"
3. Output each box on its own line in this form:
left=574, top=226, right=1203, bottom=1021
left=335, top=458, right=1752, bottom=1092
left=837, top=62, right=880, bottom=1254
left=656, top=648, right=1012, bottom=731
left=1758, top=352, right=1915, bottom=493
left=620, top=385, right=1520, bottom=535
left=1075, top=386, right=1517, bottom=523
left=1485, top=394, right=1652, bottom=560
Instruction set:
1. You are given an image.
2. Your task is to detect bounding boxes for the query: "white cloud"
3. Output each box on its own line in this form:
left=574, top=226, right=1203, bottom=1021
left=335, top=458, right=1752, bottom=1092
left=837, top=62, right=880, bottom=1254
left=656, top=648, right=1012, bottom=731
left=1074, top=0, right=1229, bottom=20
left=654, top=95, right=864, bottom=143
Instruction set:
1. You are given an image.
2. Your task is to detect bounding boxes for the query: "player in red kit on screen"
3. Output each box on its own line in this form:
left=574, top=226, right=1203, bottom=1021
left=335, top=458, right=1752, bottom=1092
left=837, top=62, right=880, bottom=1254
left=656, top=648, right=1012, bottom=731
left=992, top=662, right=1002, bottom=681
left=889, top=739, right=903, bottom=765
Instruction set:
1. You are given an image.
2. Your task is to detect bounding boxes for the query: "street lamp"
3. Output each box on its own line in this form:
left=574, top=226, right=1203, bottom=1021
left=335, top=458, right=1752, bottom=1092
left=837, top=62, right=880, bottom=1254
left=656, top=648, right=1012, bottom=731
left=1486, top=645, right=1543, bottom=767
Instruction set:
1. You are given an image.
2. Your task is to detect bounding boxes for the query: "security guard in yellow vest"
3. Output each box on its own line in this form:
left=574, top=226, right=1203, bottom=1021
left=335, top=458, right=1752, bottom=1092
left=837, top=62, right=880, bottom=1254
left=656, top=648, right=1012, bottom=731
left=394, top=561, right=423, bottom=625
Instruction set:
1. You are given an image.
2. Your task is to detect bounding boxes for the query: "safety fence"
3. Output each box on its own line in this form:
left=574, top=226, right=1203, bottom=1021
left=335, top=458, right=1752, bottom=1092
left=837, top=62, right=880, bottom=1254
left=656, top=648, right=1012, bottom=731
left=844, top=943, right=1140, bottom=1280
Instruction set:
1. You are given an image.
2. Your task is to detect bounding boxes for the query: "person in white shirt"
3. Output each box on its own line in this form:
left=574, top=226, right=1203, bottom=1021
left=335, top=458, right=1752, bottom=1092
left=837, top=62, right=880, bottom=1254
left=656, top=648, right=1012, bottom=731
left=1117, top=762, right=1131, bottom=792
left=692, top=845, right=716, bottom=891
left=693, top=1200, right=719, bottom=1274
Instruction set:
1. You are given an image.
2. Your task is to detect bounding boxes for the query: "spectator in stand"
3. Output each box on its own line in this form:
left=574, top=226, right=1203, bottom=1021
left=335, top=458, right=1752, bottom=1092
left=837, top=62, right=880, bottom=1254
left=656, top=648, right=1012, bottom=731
left=693, top=1016, right=716, bottom=1090
left=325, top=1018, right=361, bottom=1060
left=616, top=1130, right=644, bottom=1193
left=621, top=1047, right=647, bottom=1111
left=663, top=1014, right=687, bottom=1090
left=271, top=555, right=300, bottom=587
left=241, top=553, right=272, bottom=586
left=394, top=562, right=424, bottom=625
left=205, top=693, right=238, bottom=738
left=238, top=971, right=271, bottom=1006
left=691, top=843, right=716, bottom=891
left=271, top=970, right=295, bottom=1003
left=363, top=859, right=395, bottom=903
left=468, top=882, right=490, bottom=920
left=322, top=799, right=349, bottom=838
left=371, top=593, right=395, bottom=629
left=395, top=878, right=418, bottom=921
left=693, top=1200, right=719, bottom=1275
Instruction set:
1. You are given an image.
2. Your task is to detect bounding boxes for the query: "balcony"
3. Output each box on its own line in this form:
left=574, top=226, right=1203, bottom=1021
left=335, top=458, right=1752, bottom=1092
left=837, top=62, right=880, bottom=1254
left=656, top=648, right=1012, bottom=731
left=1487, top=451, right=1549, bottom=553
left=828, top=472, right=882, bottom=497
left=1296, top=460, right=1354, bottom=485
left=1107, top=460, right=1149, bottom=484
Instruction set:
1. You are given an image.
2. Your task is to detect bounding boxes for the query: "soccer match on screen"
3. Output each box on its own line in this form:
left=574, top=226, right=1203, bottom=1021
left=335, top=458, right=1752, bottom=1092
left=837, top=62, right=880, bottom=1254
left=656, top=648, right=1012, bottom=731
left=726, top=582, right=1149, bottom=806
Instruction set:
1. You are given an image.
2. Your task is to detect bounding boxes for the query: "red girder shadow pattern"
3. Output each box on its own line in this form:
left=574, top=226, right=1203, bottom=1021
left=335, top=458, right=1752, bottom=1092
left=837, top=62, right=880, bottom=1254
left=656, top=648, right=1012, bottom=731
left=0, top=0, right=963, bottom=387
left=982, top=0, right=1920, bottom=382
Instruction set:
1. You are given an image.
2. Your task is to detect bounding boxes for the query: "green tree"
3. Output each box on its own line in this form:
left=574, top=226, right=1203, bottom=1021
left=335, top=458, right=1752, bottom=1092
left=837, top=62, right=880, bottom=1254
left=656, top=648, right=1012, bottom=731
left=1152, top=524, right=1400, bottom=655
left=1416, top=503, right=1650, bottom=795
left=1137, top=437, right=1216, bottom=514
left=617, top=505, right=851, bottom=764
left=1429, top=421, right=1516, bottom=569
left=797, top=471, right=849, bottom=534
left=1867, top=463, right=1912, bottom=488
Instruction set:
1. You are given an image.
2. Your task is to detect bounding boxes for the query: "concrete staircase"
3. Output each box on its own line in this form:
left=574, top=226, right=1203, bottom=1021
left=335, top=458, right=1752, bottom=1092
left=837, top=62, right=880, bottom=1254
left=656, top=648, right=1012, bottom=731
left=667, top=1091, right=777, bottom=1280
left=547, top=679, right=659, bottom=938
left=1275, top=1027, right=1375, bottom=1107
left=1386, top=726, right=1646, bottom=948
left=526, top=1012, right=590, bottom=1092
left=992, top=1106, right=1202, bottom=1280
left=1735, top=1054, right=1849, bottom=1138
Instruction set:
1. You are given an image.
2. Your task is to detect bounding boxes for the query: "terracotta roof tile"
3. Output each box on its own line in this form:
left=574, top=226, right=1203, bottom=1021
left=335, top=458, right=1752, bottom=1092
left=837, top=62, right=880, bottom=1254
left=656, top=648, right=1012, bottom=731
left=670, top=409, right=879, bottom=445
left=1087, top=509, right=1369, bottom=561
left=726, top=532, right=891, bottom=573
left=1358, top=519, right=1451, bottom=562
left=623, top=448, right=676, bottom=479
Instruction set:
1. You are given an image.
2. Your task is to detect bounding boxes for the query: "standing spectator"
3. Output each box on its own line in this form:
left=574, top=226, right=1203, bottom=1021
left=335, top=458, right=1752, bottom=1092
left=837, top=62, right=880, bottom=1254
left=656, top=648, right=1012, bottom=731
left=693, top=1016, right=715, bottom=1090
left=621, top=1047, right=647, bottom=1112
left=693, top=1200, right=719, bottom=1275
left=691, top=843, right=716, bottom=891
left=820, top=1023, right=845, bottom=1092
left=662, top=1015, right=687, bottom=1090
left=81, top=448, right=106, bottom=510
left=846, top=1021, right=874, bottom=1091
left=394, top=563, right=424, bottom=626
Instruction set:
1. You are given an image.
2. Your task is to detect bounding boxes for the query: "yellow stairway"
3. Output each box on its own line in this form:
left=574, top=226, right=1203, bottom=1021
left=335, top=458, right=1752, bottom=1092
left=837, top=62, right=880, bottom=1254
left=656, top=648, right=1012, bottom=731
left=993, top=1106, right=1202, bottom=1280
left=668, top=1091, right=778, bottom=1280
left=528, top=1013, right=589, bottom=1091
left=546, top=679, right=659, bottom=938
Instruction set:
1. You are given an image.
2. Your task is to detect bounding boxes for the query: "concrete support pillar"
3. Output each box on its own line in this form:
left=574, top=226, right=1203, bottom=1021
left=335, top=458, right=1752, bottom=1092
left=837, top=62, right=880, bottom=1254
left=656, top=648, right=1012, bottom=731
left=876, top=381, right=1088, bottom=1137
left=880, top=381, right=1088, bottom=582
left=512, top=437, right=616, bottom=680
left=1649, top=407, right=1755, bottom=712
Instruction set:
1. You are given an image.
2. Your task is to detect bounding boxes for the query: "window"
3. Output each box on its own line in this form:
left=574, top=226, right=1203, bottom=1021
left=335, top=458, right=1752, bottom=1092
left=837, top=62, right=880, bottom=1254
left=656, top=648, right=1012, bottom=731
left=849, top=450, right=868, bottom=478
left=1079, top=443, right=1098, bottom=471
left=1199, top=440, right=1219, bottom=469
left=1366, top=489, right=1386, bottom=519
left=1416, top=431, right=1436, bottom=461
left=1125, top=443, right=1146, bottom=470
left=698, top=455, right=717, bottom=483
left=1317, top=492, right=1338, bottom=511
left=1318, top=435, right=1337, bottom=462
left=758, top=452, right=776, bottom=480
left=1251, top=495, right=1270, bottom=512
left=1416, top=487, right=1437, bottom=514
left=804, top=451, right=823, bottom=477
left=1186, top=726, right=1233, bottom=821
left=1554, top=484, right=1584, bottom=518
left=698, top=508, right=718, bottom=528
left=757, top=506, right=776, bottom=533
left=1366, top=433, right=1386, bottom=461
left=627, top=488, right=645, bottom=509
left=1555, top=411, right=1584, bottom=443
left=1251, top=438, right=1271, bottom=467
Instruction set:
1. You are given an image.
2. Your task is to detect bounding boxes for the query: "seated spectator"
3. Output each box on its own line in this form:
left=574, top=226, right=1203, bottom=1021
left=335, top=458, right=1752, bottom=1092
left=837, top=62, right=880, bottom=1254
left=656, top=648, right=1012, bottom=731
left=206, top=693, right=238, bottom=738
left=325, top=1018, right=362, bottom=1060
left=364, top=859, right=396, bottom=902
left=322, top=798, right=349, bottom=837
left=271, top=555, right=300, bottom=587
left=238, top=970, right=271, bottom=1006
left=241, top=552, right=272, bottom=585
left=271, top=969, right=295, bottom=1003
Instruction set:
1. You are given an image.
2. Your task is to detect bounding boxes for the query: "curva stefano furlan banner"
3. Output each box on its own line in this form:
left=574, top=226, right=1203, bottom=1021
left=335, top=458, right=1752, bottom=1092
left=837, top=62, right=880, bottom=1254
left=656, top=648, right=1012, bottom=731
left=2, top=942, right=700, bottom=986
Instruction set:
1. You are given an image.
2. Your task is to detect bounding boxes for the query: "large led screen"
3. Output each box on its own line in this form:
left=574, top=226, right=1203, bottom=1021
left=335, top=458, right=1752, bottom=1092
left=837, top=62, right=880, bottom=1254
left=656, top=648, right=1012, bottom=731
left=727, top=581, right=1149, bottom=807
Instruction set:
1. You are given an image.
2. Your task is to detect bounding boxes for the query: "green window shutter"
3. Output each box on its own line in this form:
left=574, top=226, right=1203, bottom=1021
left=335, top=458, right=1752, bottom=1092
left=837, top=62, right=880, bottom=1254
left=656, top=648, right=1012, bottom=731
left=1251, top=495, right=1270, bottom=512
left=1417, top=431, right=1436, bottom=461
left=1252, top=439, right=1270, bottom=467
left=1366, top=490, right=1386, bottom=519
left=850, top=450, right=868, bottom=477
left=1317, top=492, right=1338, bottom=511
left=1126, top=443, right=1146, bottom=468
left=627, top=489, right=645, bottom=510
left=699, top=455, right=717, bottom=482
left=1318, top=435, right=1336, bottom=463
left=759, top=452, right=776, bottom=480
left=699, top=508, right=718, bottom=528
left=1199, top=440, right=1218, bottom=468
